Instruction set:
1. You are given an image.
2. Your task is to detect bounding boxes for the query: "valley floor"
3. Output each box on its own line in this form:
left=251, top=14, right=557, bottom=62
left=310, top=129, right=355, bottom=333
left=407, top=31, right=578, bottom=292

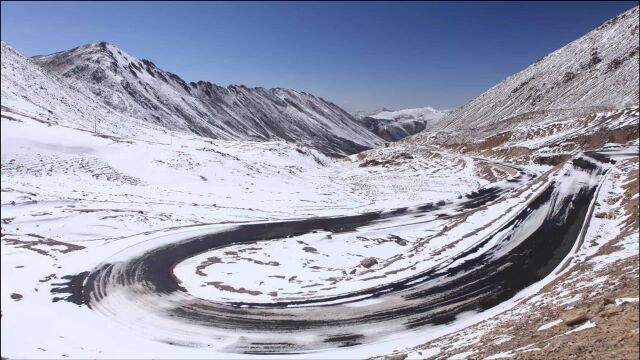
left=1, top=106, right=638, bottom=359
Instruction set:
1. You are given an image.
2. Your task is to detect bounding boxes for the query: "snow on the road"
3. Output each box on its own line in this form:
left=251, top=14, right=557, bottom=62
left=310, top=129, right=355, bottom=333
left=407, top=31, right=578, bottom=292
left=1, top=111, right=502, bottom=358
left=2, top=92, right=637, bottom=360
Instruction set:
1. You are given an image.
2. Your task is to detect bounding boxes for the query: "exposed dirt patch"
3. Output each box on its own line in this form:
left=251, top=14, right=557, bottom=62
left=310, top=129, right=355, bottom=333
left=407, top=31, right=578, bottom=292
left=195, top=256, right=222, bottom=276
left=205, top=281, right=262, bottom=296
left=570, top=125, right=639, bottom=150
left=302, top=246, right=318, bottom=254
left=478, top=131, right=512, bottom=150
left=360, top=257, right=378, bottom=268
left=2, top=234, right=85, bottom=257
left=475, top=161, right=513, bottom=182
left=240, top=257, right=280, bottom=266
left=534, top=154, right=572, bottom=166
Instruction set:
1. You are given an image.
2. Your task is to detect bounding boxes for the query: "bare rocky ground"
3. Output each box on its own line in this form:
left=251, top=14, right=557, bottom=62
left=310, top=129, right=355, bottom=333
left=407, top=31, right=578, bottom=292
left=408, top=249, right=639, bottom=360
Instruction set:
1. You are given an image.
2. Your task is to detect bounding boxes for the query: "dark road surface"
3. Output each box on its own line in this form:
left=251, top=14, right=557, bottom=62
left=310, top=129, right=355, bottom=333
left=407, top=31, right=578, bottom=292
left=52, top=155, right=608, bottom=354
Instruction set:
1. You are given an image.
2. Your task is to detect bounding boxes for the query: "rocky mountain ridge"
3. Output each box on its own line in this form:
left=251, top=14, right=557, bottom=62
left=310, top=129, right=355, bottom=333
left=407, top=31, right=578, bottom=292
left=409, top=6, right=639, bottom=146
left=27, top=41, right=383, bottom=156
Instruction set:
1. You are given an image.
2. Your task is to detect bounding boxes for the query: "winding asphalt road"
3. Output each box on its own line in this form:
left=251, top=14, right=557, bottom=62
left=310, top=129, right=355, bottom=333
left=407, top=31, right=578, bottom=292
left=52, top=154, right=608, bottom=354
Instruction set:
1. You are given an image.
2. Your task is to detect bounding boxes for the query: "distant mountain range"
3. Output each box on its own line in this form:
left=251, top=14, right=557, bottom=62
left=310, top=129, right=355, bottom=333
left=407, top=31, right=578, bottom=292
left=352, top=106, right=449, bottom=141
left=2, top=41, right=383, bottom=157
left=3, top=6, right=637, bottom=155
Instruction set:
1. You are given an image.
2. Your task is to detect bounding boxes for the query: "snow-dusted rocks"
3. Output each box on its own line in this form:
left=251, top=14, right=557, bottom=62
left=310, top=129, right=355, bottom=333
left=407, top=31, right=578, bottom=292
left=359, top=256, right=378, bottom=268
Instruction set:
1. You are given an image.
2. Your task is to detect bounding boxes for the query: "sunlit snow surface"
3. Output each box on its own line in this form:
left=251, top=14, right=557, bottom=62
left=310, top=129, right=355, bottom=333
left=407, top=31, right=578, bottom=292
left=0, top=109, right=495, bottom=357
left=1, top=107, right=621, bottom=358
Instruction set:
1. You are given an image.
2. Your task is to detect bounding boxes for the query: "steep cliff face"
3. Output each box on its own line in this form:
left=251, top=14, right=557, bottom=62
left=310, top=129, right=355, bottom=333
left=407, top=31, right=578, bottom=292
left=30, top=42, right=382, bottom=156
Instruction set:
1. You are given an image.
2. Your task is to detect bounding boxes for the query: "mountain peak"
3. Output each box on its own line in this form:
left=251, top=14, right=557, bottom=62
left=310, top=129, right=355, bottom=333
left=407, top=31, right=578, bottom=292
left=22, top=41, right=383, bottom=155
left=88, top=41, right=113, bottom=49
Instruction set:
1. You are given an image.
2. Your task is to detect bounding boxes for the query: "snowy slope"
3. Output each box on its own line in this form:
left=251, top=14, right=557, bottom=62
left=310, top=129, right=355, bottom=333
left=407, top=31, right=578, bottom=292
left=30, top=42, right=383, bottom=156
left=410, top=6, right=639, bottom=144
left=0, top=106, right=513, bottom=358
left=1, top=41, right=165, bottom=139
left=354, top=106, right=448, bottom=141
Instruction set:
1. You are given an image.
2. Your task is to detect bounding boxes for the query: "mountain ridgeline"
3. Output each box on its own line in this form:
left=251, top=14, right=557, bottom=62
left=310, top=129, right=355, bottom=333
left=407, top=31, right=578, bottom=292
left=27, top=42, right=382, bottom=156
left=409, top=6, right=639, bottom=146
left=3, top=6, right=639, bottom=156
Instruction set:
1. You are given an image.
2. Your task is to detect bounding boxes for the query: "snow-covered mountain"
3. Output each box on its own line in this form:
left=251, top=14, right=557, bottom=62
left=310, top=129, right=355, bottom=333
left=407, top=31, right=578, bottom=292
left=368, top=106, right=447, bottom=122
left=410, top=6, right=639, bottom=145
left=353, top=106, right=448, bottom=141
left=24, top=42, right=382, bottom=156
left=1, top=41, right=161, bottom=138
left=352, top=108, right=394, bottom=120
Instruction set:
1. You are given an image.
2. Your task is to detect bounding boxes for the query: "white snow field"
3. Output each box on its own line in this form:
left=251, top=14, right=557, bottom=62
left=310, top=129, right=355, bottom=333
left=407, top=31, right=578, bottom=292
left=3, top=102, right=635, bottom=358
left=0, top=106, right=505, bottom=358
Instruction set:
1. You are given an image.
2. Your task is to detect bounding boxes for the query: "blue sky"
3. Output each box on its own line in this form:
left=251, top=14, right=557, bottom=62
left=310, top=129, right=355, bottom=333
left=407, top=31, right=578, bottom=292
left=1, top=1, right=637, bottom=112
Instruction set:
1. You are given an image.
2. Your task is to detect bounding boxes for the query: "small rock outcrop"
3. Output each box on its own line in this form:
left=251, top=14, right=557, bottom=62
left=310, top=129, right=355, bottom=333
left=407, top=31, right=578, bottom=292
left=360, top=257, right=378, bottom=268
